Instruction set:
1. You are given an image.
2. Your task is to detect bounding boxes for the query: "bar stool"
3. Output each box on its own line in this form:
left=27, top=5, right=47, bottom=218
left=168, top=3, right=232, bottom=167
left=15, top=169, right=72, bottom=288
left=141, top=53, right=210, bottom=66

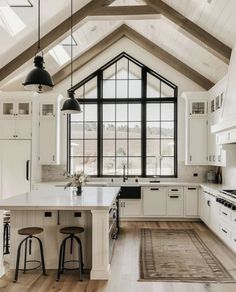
left=13, top=227, right=47, bottom=283
left=56, top=226, right=84, bottom=281
left=3, top=215, right=10, bottom=254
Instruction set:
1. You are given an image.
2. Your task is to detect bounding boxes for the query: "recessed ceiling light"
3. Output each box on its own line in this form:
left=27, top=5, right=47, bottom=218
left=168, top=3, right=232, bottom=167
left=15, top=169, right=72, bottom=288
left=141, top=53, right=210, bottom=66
left=90, top=25, right=97, bottom=32
left=207, top=0, right=213, bottom=3
left=0, top=6, right=26, bottom=36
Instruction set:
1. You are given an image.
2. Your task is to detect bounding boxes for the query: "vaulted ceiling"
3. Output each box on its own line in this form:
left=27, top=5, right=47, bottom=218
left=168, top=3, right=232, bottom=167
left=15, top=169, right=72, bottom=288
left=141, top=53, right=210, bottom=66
left=0, top=0, right=235, bottom=91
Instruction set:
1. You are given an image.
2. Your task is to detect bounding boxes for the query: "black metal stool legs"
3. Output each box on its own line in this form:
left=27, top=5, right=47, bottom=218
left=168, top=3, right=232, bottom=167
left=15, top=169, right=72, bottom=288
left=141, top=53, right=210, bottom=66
left=3, top=222, right=10, bottom=254
left=34, top=236, right=47, bottom=276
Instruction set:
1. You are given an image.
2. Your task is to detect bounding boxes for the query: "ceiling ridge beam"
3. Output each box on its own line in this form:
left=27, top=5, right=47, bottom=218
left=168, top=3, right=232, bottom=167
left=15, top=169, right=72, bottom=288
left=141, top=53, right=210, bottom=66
left=0, top=0, right=115, bottom=83
left=144, top=0, right=231, bottom=64
left=53, top=24, right=127, bottom=85
left=89, top=5, right=158, bottom=16
left=53, top=24, right=214, bottom=90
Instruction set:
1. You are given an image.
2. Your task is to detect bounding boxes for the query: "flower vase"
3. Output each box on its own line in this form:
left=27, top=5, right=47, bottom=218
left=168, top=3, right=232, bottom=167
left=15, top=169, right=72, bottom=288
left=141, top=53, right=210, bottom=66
left=76, top=185, right=82, bottom=196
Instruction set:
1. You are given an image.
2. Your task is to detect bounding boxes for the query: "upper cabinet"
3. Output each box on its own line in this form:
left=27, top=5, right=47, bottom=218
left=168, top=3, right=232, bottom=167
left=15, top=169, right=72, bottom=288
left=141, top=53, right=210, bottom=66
left=0, top=92, right=33, bottom=140
left=38, top=94, right=63, bottom=165
left=189, top=100, right=208, bottom=117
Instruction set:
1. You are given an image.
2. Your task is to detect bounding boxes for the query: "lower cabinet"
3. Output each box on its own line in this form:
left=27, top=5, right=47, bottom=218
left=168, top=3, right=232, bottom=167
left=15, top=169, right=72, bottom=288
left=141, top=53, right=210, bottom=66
left=142, top=187, right=167, bottom=216
left=119, top=199, right=141, bottom=217
left=184, top=187, right=198, bottom=217
left=167, top=194, right=183, bottom=217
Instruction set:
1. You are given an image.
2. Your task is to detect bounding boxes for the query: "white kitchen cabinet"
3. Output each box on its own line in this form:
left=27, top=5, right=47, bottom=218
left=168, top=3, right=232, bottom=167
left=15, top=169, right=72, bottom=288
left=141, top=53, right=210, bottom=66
left=0, top=140, right=31, bottom=199
left=209, top=195, right=220, bottom=233
left=142, top=187, right=167, bottom=216
left=199, top=189, right=211, bottom=225
left=166, top=193, right=183, bottom=217
left=184, top=187, right=198, bottom=217
left=38, top=95, right=62, bottom=165
left=189, top=100, right=208, bottom=117
left=119, top=199, right=141, bottom=217
left=0, top=100, right=31, bottom=119
left=188, top=118, right=208, bottom=165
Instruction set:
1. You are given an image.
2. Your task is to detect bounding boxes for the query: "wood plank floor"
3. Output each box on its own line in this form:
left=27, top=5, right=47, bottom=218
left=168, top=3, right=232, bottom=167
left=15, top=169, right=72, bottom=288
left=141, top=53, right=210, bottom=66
left=1, top=221, right=236, bottom=292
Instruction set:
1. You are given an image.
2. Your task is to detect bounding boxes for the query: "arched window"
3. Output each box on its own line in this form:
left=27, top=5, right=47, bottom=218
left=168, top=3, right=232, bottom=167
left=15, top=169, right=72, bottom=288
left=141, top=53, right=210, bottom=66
left=68, top=52, right=177, bottom=177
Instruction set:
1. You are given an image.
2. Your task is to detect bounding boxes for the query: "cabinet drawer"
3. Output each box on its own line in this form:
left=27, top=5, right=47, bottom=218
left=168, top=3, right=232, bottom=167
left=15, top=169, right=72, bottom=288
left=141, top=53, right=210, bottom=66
left=220, top=205, right=232, bottom=223
left=231, top=231, right=236, bottom=252
left=219, top=223, right=231, bottom=242
left=231, top=211, right=236, bottom=224
left=228, top=129, right=236, bottom=143
left=167, top=194, right=183, bottom=217
left=168, top=187, right=183, bottom=194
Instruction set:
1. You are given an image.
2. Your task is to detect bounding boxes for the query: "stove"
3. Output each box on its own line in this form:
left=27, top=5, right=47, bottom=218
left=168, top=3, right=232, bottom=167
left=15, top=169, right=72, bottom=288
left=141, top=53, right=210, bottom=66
left=217, top=189, right=236, bottom=209
left=221, top=189, right=236, bottom=199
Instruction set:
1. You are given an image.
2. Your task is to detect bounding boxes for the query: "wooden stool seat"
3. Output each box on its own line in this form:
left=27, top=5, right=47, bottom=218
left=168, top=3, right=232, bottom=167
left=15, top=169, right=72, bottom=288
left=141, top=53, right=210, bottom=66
left=60, top=226, right=84, bottom=235
left=18, top=227, right=43, bottom=236
left=3, top=216, right=10, bottom=223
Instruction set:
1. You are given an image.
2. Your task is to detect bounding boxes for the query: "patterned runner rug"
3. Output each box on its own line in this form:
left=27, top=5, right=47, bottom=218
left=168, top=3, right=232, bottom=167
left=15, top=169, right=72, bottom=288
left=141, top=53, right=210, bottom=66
left=139, top=228, right=236, bottom=282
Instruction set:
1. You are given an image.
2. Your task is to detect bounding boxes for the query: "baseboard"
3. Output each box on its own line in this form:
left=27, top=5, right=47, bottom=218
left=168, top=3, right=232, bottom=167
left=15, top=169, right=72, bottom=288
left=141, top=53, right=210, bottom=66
left=119, top=217, right=200, bottom=222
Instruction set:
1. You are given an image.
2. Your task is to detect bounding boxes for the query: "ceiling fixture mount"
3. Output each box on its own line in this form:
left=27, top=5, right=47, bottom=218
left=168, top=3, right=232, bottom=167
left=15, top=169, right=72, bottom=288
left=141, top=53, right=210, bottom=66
left=23, top=0, right=54, bottom=93
left=61, top=0, right=82, bottom=114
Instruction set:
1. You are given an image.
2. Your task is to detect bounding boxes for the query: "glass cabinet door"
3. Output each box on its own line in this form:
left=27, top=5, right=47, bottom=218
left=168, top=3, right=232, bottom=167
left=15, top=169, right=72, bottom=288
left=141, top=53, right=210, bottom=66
left=1, top=102, right=15, bottom=117
left=17, top=102, right=31, bottom=117
left=40, top=103, right=55, bottom=117
left=190, top=100, right=207, bottom=116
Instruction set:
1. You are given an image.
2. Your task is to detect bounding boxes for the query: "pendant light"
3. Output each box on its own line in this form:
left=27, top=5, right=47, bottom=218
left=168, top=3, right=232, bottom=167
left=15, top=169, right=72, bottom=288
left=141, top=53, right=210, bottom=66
left=61, top=0, right=82, bottom=113
left=23, top=0, right=54, bottom=93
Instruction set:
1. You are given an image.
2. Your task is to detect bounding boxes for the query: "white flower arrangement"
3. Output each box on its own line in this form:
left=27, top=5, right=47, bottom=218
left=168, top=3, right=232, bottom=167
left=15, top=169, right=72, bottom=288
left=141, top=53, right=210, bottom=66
left=64, top=171, right=88, bottom=189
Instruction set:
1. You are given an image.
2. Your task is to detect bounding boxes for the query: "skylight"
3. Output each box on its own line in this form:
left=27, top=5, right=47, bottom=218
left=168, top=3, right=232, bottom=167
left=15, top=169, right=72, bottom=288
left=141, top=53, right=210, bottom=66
left=0, top=6, right=26, bottom=36
left=7, top=0, right=33, bottom=7
left=49, top=44, right=70, bottom=66
left=62, top=35, right=77, bottom=46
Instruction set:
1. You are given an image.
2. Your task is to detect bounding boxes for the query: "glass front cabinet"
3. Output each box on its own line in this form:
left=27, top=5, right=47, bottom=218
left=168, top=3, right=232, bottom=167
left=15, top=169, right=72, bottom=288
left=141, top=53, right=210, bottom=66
left=0, top=100, right=31, bottom=118
left=189, top=100, right=208, bottom=116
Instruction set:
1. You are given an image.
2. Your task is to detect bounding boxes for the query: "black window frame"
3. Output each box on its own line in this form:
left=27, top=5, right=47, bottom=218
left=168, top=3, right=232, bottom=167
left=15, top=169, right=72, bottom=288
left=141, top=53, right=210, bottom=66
left=67, top=52, right=178, bottom=178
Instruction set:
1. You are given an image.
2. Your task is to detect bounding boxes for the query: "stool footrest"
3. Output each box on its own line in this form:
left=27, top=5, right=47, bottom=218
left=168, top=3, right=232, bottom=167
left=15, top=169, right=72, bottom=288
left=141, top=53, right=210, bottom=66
left=19, top=260, right=42, bottom=272
left=61, top=260, right=82, bottom=271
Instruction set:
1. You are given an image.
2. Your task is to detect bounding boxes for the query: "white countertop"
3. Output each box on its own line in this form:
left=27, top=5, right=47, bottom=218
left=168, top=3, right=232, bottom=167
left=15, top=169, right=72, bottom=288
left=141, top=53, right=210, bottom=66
left=0, top=186, right=120, bottom=211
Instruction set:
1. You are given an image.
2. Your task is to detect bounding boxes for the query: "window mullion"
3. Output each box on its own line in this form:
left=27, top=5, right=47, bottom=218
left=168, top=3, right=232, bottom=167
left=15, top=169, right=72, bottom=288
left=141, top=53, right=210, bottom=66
left=141, top=68, right=147, bottom=177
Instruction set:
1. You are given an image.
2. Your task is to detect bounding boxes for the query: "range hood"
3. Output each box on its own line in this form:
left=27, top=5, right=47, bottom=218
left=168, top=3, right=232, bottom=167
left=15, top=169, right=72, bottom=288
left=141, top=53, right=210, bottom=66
left=212, top=47, right=236, bottom=134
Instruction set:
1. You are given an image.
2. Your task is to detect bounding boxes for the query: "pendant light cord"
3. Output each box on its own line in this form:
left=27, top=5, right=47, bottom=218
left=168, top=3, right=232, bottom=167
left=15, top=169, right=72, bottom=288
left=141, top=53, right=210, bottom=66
left=70, top=0, right=73, bottom=88
left=37, top=0, right=41, bottom=53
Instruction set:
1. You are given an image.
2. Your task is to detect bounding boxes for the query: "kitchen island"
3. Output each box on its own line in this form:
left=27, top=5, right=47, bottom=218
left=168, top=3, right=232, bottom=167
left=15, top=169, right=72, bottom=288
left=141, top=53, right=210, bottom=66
left=0, top=186, right=120, bottom=280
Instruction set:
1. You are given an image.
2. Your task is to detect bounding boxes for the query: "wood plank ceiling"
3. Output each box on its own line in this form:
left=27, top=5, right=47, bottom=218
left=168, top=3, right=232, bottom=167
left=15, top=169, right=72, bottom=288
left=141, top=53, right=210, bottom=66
left=0, top=0, right=234, bottom=90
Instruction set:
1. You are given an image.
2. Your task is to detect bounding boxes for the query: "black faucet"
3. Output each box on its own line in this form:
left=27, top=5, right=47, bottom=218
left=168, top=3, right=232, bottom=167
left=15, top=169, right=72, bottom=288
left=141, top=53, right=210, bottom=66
left=123, top=165, right=128, bottom=182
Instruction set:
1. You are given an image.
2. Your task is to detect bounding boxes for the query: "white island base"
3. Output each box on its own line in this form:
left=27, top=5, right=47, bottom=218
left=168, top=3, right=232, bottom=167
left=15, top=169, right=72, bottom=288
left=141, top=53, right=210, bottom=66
left=0, top=186, right=120, bottom=280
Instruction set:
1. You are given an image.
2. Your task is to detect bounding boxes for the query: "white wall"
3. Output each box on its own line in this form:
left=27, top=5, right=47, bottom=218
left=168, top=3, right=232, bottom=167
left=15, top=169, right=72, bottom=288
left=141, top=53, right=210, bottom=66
left=54, top=37, right=204, bottom=167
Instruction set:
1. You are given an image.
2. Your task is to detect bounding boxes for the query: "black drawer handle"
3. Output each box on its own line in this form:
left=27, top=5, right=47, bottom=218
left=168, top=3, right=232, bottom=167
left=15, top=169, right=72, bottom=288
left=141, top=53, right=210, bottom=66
left=222, top=228, right=227, bottom=234
left=222, top=212, right=228, bottom=216
left=171, top=189, right=179, bottom=191
left=188, top=188, right=196, bottom=190
left=169, top=195, right=179, bottom=198
left=150, top=188, right=159, bottom=191
left=26, top=160, right=30, bottom=181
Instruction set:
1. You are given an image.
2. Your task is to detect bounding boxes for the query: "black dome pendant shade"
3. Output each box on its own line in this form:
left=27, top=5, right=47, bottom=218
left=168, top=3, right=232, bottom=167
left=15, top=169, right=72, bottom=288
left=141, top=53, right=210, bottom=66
left=23, top=56, right=54, bottom=93
left=61, top=91, right=82, bottom=113
left=61, top=0, right=82, bottom=114
left=23, top=0, right=54, bottom=93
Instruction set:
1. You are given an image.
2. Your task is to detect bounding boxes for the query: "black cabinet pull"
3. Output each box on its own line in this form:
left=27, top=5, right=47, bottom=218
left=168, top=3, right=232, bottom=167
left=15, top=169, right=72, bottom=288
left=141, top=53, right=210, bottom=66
left=26, top=160, right=30, bottom=181
left=188, top=187, right=196, bottom=190
left=169, top=195, right=179, bottom=198
left=222, top=212, right=228, bottom=216
left=171, top=189, right=178, bottom=191
left=150, top=188, right=159, bottom=191
left=222, top=228, right=227, bottom=234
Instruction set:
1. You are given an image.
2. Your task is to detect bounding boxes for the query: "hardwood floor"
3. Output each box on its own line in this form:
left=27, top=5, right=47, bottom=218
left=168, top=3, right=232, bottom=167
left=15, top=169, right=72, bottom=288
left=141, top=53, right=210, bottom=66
left=1, top=221, right=236, bottom=292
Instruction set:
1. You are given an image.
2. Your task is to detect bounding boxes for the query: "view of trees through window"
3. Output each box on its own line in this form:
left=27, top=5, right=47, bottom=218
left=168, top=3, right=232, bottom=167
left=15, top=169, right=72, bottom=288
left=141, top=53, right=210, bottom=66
left=69, top=53, right=177, bottom=177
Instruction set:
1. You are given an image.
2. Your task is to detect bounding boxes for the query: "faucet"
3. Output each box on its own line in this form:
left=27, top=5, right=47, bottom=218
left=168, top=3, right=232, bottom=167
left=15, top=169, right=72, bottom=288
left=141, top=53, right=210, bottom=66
left=123, top=165, right=128, bottom=182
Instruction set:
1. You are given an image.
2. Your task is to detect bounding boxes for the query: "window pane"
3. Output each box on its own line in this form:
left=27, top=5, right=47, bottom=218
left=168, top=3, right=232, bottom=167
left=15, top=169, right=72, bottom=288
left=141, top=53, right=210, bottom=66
left=70, top=157, right=83, bottom=173
left=116, top=140, right=127, bottom=156
left=103, top=64, right=115, bottom=79
left=84, top=122, right=97, bottom=139
left=116, top=104, right=127, bottom=121
left=103, top=80, right=115, bottom=98
left=147, top=104, right=160, bottom=121
left=103, top=123, right=115, bottom=139
left=129, top=140, right=141, bottom=156
left=146, top=139, right=160, bottom=157
left=129, top=61, right=141, bottom=79
left=161, top=157, right=174, bottom=175
left=84, top=104, right=97, bottom=121
left=161, top=82, right=174, bottom=97
left=71, top=106, right=84, bottom=122
left=84, top=157, right=97, bottom=175
left=117, top=58, right=128, bottom=79
left=103, top=140, right=115, bottom=156
left=71, top=140, right=83, bottom=156
left=161, top=103, right=174, bottom=121
left=147, top=122, right=160, bottom=138
left=103, top=157, right=115, bottom=175
left=85, top=77, right=97, bottom=99
left=117, top=80, right=128, bottom=98
left=129, top=122, right=141, bottom=138
left=75, top=86, right=83, bottom=99
left=161, top=122, right=174, bottom=138
left=146, top=157, right=160, bottom=176
left=116, top=122, right=127, bottom=139
left=161, top=139, right=174, bottom=156
left=85, top=140, right=97, bottom=156
left=103, top=104, right=115, bottom=121
left=128, top=158, right=141, bottom=175
left=147, top=73, right=160, bottom=98
left=129, top=104, right=141, bottom=121
left=71, top=123, right=83, bottom=139
left=116, top=157, right=127, bottom=175
left=129, top=80, right=141, bottom=98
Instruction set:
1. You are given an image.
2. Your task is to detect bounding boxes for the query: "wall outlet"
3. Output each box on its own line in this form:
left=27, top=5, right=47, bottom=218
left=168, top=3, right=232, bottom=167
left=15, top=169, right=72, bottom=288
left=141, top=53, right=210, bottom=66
left=193, top=173, right=198, bottom=177
left=44, top=212, right=52, bottom=217
left=74, top=212, right=81, bottom=217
